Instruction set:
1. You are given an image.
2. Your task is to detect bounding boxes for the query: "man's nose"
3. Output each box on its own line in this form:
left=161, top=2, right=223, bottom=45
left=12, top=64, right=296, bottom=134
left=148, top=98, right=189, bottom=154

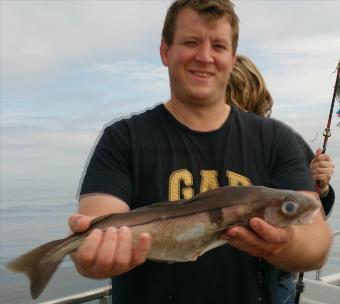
left=195, top=43, right=214, bottom=64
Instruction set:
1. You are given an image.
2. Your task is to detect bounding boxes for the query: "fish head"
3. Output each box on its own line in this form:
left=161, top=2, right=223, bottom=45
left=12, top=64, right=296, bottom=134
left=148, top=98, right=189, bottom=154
left=262, top=190, right=321, bottom=227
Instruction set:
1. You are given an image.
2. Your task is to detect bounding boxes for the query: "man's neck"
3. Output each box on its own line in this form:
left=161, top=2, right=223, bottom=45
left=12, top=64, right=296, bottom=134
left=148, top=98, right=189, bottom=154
left=164, top=99, right=231, bottom=132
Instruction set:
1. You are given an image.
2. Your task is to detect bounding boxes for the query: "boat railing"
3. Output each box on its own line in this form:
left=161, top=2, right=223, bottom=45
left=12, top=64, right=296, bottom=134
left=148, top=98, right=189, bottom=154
left=38, top=286, right=111, bottom=304
left=38, top=229, right=340, bottom=304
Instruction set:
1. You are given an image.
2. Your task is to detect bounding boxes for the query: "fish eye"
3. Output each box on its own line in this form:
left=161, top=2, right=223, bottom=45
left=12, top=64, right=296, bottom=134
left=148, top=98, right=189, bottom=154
left=281, top=201, right=299, bottom=215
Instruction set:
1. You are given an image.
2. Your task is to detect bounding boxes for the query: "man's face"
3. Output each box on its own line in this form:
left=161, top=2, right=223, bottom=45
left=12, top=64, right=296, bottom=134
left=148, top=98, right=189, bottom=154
left=161, top=8, right=236, bottom=107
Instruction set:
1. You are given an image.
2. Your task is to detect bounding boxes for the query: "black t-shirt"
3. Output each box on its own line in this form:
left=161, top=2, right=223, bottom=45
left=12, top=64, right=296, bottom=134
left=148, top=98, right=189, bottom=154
left=80, top=104, right=313, bottom=304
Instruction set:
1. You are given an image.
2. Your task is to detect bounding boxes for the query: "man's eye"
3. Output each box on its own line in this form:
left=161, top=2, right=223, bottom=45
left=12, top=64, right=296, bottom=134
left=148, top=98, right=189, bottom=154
left=184, top=41, right=197, bottom=47
left=214, top=44, right=226, bottom=51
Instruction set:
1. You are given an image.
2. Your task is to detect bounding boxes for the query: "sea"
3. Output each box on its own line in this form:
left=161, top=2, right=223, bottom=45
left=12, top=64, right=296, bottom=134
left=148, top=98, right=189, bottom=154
left=0, top=178, right=339, bottom=304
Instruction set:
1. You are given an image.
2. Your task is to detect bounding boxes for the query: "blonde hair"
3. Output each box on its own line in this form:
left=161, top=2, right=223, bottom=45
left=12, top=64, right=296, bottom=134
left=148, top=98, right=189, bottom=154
left=162, top=0, right=239, bottom=54
left=226, top=55, right=273, bottom=117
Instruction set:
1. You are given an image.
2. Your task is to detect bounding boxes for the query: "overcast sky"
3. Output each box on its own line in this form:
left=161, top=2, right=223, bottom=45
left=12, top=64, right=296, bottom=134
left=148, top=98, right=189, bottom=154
left=1, top=0, right=340, bottom=200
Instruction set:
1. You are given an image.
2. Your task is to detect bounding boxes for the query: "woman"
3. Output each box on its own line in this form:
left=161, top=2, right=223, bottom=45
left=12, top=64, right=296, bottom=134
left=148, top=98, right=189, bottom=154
left=226, top=55, right=335, bottom=304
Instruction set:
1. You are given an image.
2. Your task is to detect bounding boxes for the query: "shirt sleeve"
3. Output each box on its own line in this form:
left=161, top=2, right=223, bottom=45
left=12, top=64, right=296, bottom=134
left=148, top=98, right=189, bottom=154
left=79, top=121, right=133, bottom=204
left=268, top=121, right=314, bottom=191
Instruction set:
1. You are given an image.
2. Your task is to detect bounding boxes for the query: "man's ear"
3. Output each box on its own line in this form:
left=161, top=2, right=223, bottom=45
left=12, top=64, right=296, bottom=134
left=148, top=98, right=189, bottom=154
left=160, top=39, right=169, bottom=66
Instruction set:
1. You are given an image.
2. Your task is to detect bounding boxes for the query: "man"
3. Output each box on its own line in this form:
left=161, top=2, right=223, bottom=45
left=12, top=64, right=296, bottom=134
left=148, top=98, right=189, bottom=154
left=69, top=1, right=332, bottom=303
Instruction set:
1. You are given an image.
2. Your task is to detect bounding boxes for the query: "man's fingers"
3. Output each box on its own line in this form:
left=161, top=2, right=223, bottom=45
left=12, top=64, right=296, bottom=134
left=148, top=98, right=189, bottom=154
left=222, top=219, right=291, bottom=258
left=312, top=172, right=331, bottom=180
left=311, top=161, right=334, bottom=170
left=312, top=156, right=333, bottom=166
left=71, top=224, right=150, bottom=278
left=312, top=170, right=332, bottom=182
left=68, top=214, right=82, bottom=231
left=315, top=148, right=323, bottom=156
left=131, top=233, right=152, bottom=267
left=312, top=167, right=334, bottom=175
left=68, top=214, right=93, bottom=233
left=249, top=218, right=289, bottom=244
left=224, top=226, right=268, bottom=257
left=74, top=229, right=103, bottom=268
left=94, top=227, right=118, bottom=275
left=112, top=226, right=133, bottom=274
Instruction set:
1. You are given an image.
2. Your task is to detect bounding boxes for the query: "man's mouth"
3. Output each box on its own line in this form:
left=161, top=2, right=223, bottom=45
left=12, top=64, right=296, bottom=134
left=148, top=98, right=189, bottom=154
left=189, top=70, right=214, bottom=78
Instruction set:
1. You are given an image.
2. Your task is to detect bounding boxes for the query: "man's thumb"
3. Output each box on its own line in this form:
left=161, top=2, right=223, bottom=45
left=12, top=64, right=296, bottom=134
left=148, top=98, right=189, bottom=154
left=315, top=148, right=323, bottom=156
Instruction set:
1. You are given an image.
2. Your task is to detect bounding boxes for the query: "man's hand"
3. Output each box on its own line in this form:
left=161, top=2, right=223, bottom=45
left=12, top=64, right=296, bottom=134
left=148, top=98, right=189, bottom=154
left=68, top=214, right=152, bottom=279
left=221, top=217, right=293, bottom=258
left=311, top=148, right=335, bottom=196
left=221, top=201, right=331, bottom=273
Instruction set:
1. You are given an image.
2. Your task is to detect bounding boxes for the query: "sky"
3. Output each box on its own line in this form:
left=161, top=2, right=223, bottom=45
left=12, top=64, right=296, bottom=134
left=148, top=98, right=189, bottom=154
left=1, top=0, right=340, bottom=201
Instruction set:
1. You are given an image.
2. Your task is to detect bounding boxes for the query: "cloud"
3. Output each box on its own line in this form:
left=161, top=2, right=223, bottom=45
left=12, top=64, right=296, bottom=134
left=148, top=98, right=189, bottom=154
left=2, top=0, right=339, bottom=90
left=236, top=1, right=340, bottom=46
left=2, top=0, right=340, bottom=193
left=92, top=60, right=169, bottom=92
left=1, top=0, right=169, bottom=87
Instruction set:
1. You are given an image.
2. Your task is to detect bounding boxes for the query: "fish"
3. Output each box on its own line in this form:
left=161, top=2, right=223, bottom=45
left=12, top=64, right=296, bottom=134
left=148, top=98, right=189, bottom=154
left=6, top=186, right=321, bottom=299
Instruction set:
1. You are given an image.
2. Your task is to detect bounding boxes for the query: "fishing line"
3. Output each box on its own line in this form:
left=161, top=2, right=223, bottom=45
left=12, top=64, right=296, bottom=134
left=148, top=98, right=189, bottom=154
left=309, top=132, right=320, bottom=143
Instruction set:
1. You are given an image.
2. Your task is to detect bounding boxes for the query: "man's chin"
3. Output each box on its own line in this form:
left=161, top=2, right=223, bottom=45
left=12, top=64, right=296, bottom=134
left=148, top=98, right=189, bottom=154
left=185, top=95, right=222, bottom=107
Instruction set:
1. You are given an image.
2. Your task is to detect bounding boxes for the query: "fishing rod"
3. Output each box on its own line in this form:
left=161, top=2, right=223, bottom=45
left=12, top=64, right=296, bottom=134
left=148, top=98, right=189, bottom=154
left=295, top=59, right=340, bottom=304
left=321, top=60, right=340, bottom=153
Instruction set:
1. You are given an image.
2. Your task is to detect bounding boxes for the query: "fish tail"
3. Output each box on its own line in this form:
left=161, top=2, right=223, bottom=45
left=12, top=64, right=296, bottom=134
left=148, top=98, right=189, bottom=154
left=6, top=237, right=73, bottom=299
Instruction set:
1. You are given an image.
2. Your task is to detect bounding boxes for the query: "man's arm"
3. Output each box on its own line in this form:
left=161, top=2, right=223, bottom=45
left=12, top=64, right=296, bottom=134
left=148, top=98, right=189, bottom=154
left=68, top=194, right=152, bottom=279
left=221, top=191, right=332, bottom=272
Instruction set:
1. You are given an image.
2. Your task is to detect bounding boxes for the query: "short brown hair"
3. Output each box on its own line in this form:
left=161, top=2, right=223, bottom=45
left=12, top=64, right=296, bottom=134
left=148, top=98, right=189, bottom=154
left=162, top=0, right=239, bottom=54
left=226, top=55, right=273, bottom=117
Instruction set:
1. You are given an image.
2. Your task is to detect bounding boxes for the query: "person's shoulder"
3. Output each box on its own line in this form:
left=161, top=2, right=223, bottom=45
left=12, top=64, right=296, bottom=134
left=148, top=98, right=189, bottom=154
left=127, top=103, right=163, bottom=122
left=232, top=107, right=275, bottom=129
left=232, top=107, right=263, bottom=121
left=233, top=107, right=273, bottom=124
left=232, top=109, right=299, bottom=146
left=270, top=118, right=313, bottom=154
left=270, top=118, right=297, bottom=132
left=104, top=103, right=163, bottom=132
left=259, top=116, right=298, bottom=137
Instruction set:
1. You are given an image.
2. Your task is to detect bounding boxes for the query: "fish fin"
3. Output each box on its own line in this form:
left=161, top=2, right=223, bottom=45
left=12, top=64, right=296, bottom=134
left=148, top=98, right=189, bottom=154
left=135, top=188, right=226, bottom=210
left=6, top=238, right=68, bottom=299
left=139, top=198, right=190, bottom=209
left=140, top=190, right=216, bottom=209
left=198, top=239, right=228, bottom=257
